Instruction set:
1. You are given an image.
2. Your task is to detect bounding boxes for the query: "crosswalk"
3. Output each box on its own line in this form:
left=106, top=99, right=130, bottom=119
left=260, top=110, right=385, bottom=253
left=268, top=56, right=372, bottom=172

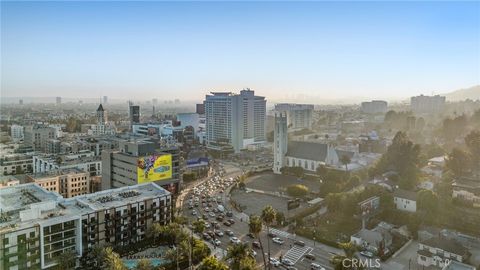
left=283, top=246, right=313, bottom=264
left=269, top=228, right=291, bottom=239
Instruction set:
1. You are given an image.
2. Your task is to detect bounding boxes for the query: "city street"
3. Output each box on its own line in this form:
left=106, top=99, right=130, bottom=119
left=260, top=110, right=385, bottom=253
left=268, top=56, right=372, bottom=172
left=179, top=162, right=343, bottom=270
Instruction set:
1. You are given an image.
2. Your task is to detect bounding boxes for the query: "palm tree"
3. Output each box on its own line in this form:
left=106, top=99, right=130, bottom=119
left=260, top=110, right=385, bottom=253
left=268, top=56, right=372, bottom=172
left=135, top=258, right=153, bottom=270
left=340, top=154, right=351, bottom=173
left=261, top=206, right=276, bottom=270
left=147, top=223, right=163, bottom=245
left=55, top=249, right=76, bottom=270
left=226, top=243, right=249, bottom=270
left=198, top=256, right=228, bottom=270
left=104, top=247, right=127, bottom=270
left=192, top=238, right=210, bottom=263
left=192, top=219, right=206, bottom=234
left=249, top=215, right=266, bottom=269
left=240, top=257, right=259, bottom=270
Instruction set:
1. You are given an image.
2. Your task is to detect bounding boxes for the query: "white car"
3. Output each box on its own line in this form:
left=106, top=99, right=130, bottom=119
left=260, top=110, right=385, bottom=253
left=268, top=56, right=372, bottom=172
left=282, top=258, right=294, bottom=266
left=272, top=237, right=284, bottom=245
left=230, top=237, right=241, bottom=244
left=209, top=212, right=216, bottom=217
left=191, top=210, right=197, bottom=216
left=215, top=231, right=224, bottom=237
left=269, top=258, right=280, bottom=267
left=310, top=263, right=325, bottom=270
left=214, top=239, right=221, bottom=246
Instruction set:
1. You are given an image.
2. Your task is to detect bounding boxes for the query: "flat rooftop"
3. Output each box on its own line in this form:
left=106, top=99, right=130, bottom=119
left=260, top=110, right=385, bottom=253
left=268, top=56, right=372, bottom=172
left=27, top=167, right=87, bottom=179
left=74, top=183, right=170, bottom=210
left=0, top=182, right=170, bottom=234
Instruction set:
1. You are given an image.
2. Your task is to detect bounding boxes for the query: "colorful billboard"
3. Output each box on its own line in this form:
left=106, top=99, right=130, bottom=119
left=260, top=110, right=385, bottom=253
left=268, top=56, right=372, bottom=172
left=137, top=154, right=172, bottom=184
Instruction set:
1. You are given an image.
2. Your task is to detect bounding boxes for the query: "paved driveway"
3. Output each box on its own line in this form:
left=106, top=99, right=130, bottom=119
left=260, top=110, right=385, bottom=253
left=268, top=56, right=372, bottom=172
left=383, top=240, right=418, bottom=270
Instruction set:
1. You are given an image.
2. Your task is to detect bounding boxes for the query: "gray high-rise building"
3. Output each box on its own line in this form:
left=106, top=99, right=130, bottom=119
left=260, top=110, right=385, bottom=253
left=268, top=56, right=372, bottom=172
left=204, top=89, right=266, bottom=153
left=103, top=96, right=108, bottom=104
left=274, top=103, right=314, bottom=130
left=56, top=97, right=61, bottom=105
left=24, top=124, right=57, bottom=152
left=129, top=105, right=140, bottom=129
left=361, top=100, right=388, bottom=114
left=102, top=139, right=181, bottom=195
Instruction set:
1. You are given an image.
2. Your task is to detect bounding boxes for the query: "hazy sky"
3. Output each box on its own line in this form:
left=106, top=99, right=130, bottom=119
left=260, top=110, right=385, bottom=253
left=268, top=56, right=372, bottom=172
left=1, top=1, right=479, bottom=102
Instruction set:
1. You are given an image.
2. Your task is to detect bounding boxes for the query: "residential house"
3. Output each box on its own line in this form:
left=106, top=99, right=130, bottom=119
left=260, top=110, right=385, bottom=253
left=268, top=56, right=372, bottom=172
left=394, top=189, right=417, bottom=212
left=418, top=237, right=470, bottom=269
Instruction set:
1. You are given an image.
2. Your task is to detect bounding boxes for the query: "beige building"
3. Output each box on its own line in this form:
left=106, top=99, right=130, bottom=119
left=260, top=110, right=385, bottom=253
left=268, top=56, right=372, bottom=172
left=26, top=168, right=90, bottom=198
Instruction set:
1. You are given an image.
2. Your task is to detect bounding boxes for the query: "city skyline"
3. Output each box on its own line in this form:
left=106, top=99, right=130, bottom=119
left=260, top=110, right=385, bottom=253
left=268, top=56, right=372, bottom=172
left=1, top=1, right=479, bottom=101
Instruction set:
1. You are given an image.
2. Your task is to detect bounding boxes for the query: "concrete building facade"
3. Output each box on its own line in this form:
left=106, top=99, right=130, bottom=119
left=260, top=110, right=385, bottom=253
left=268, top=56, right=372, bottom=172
left=274, top=103, right=314, bottom=130
left=0, top=182, right=172, bottom=270
left=26, top=168, right=91, bottom=198
left=102, top=139, right=181, bottom=194
left=24, top=125, right=57, bottom=152
left=204, top=89, right=266, bottom=153
left=273, top=112, right=288, bottom=174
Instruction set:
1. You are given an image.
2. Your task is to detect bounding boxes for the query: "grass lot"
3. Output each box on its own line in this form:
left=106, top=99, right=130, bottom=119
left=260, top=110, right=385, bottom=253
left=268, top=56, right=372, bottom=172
left=296, top=212, right=361, bottom=243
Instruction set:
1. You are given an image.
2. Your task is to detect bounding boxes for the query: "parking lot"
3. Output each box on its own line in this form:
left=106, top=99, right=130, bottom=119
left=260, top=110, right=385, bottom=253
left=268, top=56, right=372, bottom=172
left=231, top=190, right=290, bottom=216
left=246, top=172, right=320, bottom=194
left=180, top=163, right=338, bottom=269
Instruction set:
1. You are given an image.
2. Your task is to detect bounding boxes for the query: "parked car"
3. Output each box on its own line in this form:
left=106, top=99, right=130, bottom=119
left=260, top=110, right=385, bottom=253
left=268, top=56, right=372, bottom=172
left=226, top=211, right=233, bottom=217
left=252, top=241, right=261, bottom=249
left=272, top=237, right=284, bottom=244
left=294, top=240, right=305, bottom=247
left=269, top=258, right=280, bottom=267
left=282, top=258, right=294, bottom=266
left=360, top=251, right=374, bottom=258
left=223, top=221, right=232, bottom=226
left=230, top=237, right=241, bottom=244
left=267, top=232, right=277, bottom=238
left=304, top=254, right=316, bottom=260
left=227, top=218, right=235, bottom=224
left=214, top=239, right=221, bottom=246
left=310, top=263, right=325, bottom=270
left=215, top=231, right=224, bottom=237
left=247, top=233, right=255, bottom=239
left=225, top=230, right=234, bottom=236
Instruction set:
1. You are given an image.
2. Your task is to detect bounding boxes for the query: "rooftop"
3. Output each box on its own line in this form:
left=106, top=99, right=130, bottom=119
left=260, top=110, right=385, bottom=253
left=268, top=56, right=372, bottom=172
left=74, top=183, right=170, bottom=210
left=393, top=188, right=417, bottom=201
left=27, top=168, right=87, bottom=179
left=0, top=182, right=170, bottom=234
left=421, top=237, right=468, bottom=255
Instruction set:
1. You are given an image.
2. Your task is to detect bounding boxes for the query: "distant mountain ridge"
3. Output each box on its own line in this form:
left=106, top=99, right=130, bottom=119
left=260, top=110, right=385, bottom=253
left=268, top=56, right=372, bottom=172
left=443, top=85, right=480, bottom=101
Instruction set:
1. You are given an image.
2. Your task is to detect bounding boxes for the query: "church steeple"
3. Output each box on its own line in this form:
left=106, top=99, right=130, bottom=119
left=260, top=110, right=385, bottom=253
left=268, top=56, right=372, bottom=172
left=97, top=104, right=106, bottom=124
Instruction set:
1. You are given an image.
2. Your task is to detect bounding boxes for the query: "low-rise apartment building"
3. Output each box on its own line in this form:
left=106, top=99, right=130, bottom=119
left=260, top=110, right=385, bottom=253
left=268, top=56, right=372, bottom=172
left=0, top=154, right=33, bottom=176
left=26, top=168, right=91, bottom=197
left=0, top=182, right=172, bottom=270
left=417, top=237, right=470, bottom=269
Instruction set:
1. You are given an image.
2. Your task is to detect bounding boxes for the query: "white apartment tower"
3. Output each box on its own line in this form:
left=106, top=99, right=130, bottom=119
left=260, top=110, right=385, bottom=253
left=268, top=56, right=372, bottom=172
left=10, top=124, right=24, bottom=142
left=204, top=89, right=266, bottom=153
left=274, top=103, right=314, bottom=130
left=410, top=95, right=446, bottom=114
left=273, top=112, right=288, bottom=174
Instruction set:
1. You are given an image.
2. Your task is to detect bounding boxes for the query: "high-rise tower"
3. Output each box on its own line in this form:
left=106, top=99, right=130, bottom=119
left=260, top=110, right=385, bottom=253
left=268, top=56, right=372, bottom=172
left=273, top=112, right=288, bottom=174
